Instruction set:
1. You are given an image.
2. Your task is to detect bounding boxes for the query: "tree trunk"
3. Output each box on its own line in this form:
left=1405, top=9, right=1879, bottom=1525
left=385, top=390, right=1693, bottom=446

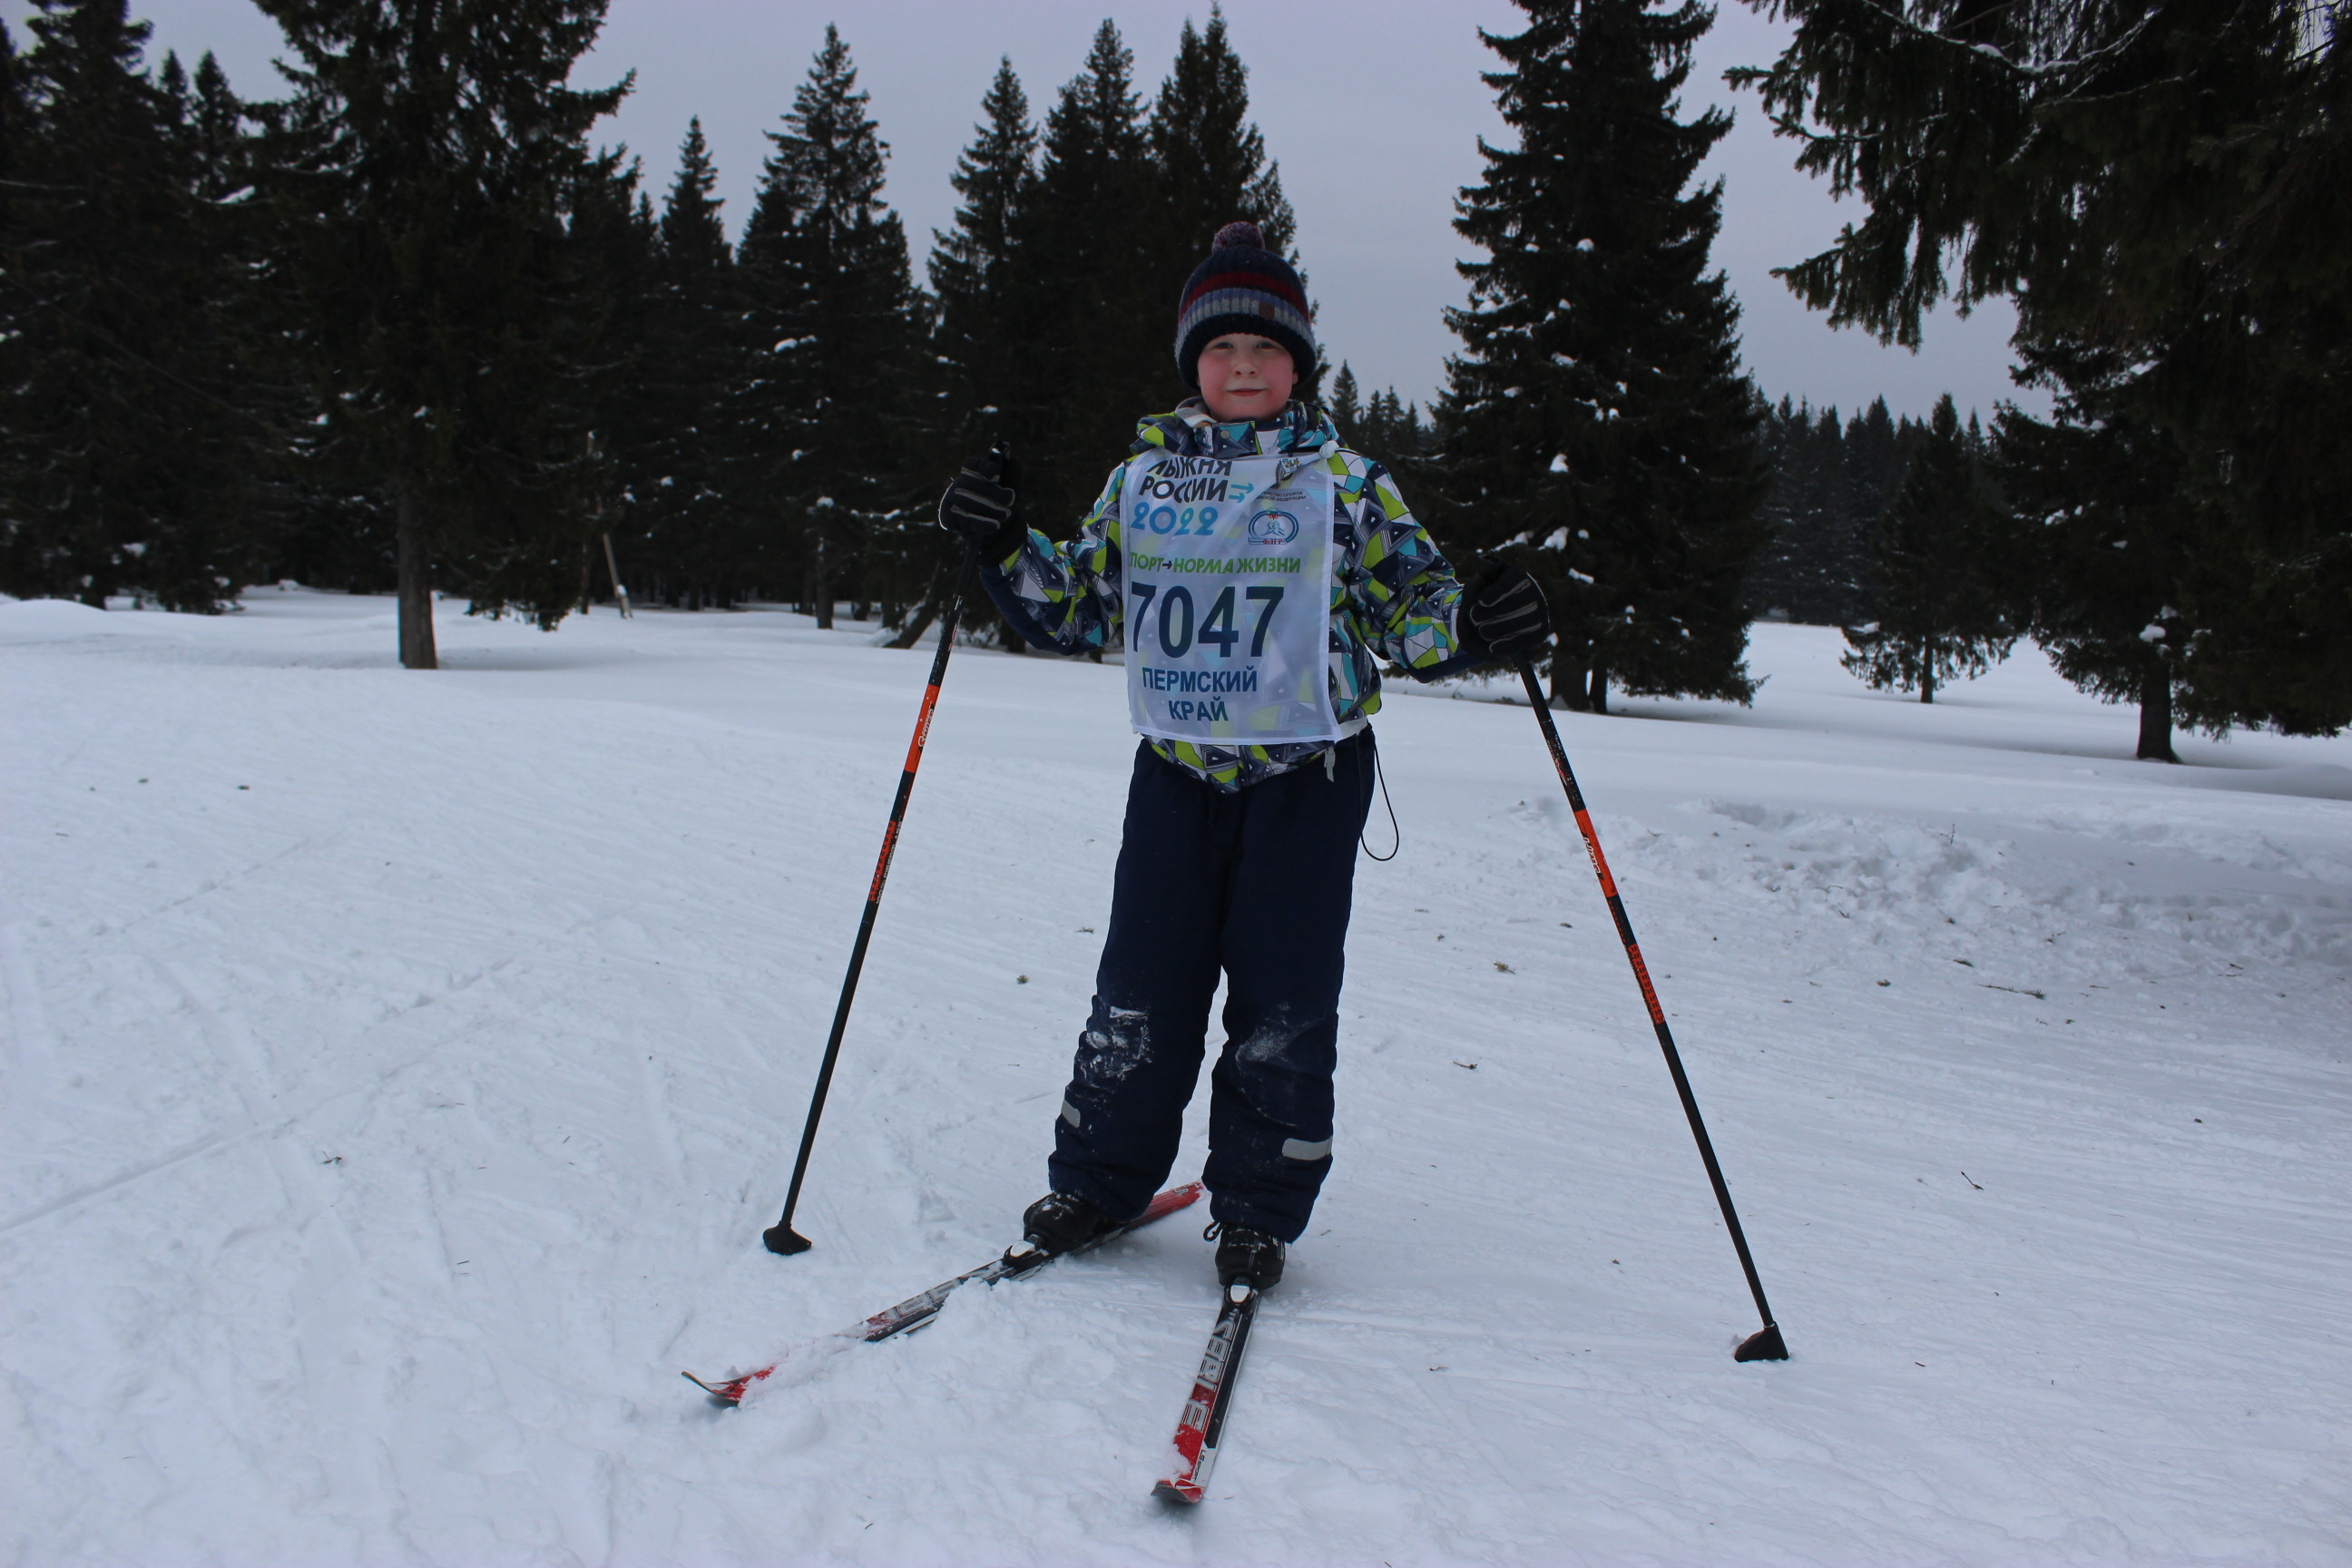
left=397, top=488, right=437, bottom=671
left=1546, top=650, right=1589, bottom=710
left=886, top=564, right=947, bottom=649
left=810, top=539, right=833, bottom=630
left=2137, top=663, right=2179, bottom=762
left=601, top=534, right=632, bottom=617
left=1920, top=657, right=1936, bottom=704
left=1588, top=664, right=1610, bottom=715
left=887, top=597, right=938, bottom=650
left=80, top=499, right=108, bottom=606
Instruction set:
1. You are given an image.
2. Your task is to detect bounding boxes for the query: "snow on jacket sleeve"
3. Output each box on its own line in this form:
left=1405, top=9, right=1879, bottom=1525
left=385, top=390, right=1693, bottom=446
left=979, top=460, right=1128, bottom=654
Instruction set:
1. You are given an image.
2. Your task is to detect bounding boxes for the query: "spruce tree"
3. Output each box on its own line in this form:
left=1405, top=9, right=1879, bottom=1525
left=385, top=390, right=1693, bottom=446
left=1758, top=401, right=1851, bottom=624
left=0, top=3, right=270, bottom=612
left=1806, top=404, right=1864, bottom=618
left=930, top=59, right=1035, bottom=464
left=181, top=50, right=323, bottom=599
left=918, top=57, right=1036, bottom=639
left=1328, top=362, right=1363, bottom=438
left=730, top=24, right=921, bottom=629
left=1738, top=0, right=2351, bottom=735
left=1144, top=8, right=1298, bottom=291
left=1759, top=395, right=1919, bottom=630
left=1748, top=396, right=1943, bottom=627
left=184, top=52, right=242, bottom=191
left=0, top=24, right=21, bottom=204
left=1994, top=340, right=2197, bottom=760
left=564, top=145, right=655, bottom=612
left=1360, top=387, right=1435, bottom=460
left=162, top=48, right=297, bottom=607
left=1434, top=0, right=1769, bottom=711
left=660, top=120, right=730, bottom=272
left=256, top=0, right=627, bottom=667
left=1143, top=10, right=1317, bottom=407
left=627, top=119, right=739, bottom=609
left=1840, top=395, right=2014, bottom=701
left=0, top=24, right=22, bottom=476
left=1001, top=20, right=1156, bottom=539
left=730, top=103, right=816, bottom=611
left=941, top=18, right=1308, bottom=547
left=1743, top=397, right=1808, bottom=622
left=1842, top=398, right=1914, bottom=554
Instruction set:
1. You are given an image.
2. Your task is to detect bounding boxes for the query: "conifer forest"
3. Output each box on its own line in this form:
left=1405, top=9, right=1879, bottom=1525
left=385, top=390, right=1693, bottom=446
left=3, top=0, right=2346, bottom=760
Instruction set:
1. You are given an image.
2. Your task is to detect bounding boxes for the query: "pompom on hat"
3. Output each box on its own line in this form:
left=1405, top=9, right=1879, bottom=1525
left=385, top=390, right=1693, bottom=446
left=1173, top=220, right=1315, bottom=387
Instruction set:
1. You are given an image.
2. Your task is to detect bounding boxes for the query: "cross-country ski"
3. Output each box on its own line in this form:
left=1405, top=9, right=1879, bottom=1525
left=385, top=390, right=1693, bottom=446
left=1152, top=1283, right=1262, bottom=1505
left=682, top=1182, right=1200, bottom=1405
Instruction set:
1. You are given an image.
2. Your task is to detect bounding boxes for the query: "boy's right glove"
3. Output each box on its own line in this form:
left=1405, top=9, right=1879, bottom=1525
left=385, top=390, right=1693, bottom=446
left=1465, top=561, right=1553, bottom=661
left=937, top=448, right=1023, bottom=556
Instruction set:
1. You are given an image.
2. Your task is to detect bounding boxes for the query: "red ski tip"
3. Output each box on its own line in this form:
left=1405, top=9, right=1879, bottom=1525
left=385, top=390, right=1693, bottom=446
left=686, top=1181, right=1203, bottom=1414
left=1142, top=1181, right=1205, bottom=1220
left=681, top=1367, right=764, bottom=1405
left=681, top=1370, right=736, bottom=1401
left=1153, top=1477, right=1205, bottom=1505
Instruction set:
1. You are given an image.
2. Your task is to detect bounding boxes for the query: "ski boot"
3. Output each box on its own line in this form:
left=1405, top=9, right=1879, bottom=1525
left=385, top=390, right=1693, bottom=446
left=1007, top=1191, right=1115, bottom=1264
left=1210, top=1221, right=1286, bottom=1292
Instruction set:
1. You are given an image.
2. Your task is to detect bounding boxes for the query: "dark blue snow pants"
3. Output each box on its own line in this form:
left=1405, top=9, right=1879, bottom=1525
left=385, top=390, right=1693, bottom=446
left=1049, top=730, right=1376, bottom=1243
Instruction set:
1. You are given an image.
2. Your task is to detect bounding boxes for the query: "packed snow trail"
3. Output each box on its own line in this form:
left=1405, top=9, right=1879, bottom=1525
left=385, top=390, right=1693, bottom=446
left=3, top=590, right=2347, bottom=1565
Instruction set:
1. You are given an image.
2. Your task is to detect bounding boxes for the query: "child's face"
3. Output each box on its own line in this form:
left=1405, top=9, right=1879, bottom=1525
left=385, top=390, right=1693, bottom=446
left=1196, top=334, right=1297, bottom=422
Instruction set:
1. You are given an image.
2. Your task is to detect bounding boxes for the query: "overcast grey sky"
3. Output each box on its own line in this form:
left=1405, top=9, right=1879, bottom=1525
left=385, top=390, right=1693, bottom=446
left=18, top=0, right=2039, bottom=422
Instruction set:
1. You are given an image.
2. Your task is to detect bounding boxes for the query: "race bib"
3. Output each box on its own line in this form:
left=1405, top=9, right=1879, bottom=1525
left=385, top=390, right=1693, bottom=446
left=1122, top=446, right=1338, bottom=745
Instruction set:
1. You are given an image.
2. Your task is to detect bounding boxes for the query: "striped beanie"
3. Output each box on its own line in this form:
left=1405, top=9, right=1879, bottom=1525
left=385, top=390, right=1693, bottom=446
left=1173, top=220, right=1315, bottom=387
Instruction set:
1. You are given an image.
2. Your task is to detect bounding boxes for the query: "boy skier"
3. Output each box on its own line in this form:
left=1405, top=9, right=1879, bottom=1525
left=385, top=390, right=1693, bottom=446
left=937, top=221, right=1549, bottom=1291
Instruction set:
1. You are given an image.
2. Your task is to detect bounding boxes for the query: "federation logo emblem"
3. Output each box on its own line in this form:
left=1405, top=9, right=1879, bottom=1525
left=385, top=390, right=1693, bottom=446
left=1246, top=508, right=1300, bottom=545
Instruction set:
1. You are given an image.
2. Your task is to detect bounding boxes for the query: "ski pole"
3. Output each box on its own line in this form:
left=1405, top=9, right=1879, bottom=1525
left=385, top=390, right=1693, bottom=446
left=763, top=543, right=983, bottom=1256
left=1514, top=660, right=1788, bottom=1361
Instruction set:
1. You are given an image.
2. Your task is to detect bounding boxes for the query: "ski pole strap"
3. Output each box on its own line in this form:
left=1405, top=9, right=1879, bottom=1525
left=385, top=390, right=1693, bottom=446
left=1358, top=739, right=1400, bottom=862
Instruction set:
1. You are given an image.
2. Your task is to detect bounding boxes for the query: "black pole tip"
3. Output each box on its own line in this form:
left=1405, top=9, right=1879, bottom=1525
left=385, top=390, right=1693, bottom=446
left=763, top=1224, right=813, bottom=1256
left=1735, top=1324, right=1788, bottom=1362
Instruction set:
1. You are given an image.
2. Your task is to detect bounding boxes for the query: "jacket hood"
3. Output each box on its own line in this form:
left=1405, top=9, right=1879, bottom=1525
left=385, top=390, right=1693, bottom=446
left=1132, top=398, right=1339, bottom=459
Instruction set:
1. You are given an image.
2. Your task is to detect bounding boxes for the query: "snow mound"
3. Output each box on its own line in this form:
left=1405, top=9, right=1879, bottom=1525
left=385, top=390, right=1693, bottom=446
left=0, top=597, right=152, bottom=643
left=1671, top=799, right=2352, bottom=973
left=2189, top=761, right=2352, bottom=802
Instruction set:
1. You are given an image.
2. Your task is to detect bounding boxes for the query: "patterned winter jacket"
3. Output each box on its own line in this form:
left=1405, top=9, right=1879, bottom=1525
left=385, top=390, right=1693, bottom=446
left=980, top=398, right=1488, bottom=790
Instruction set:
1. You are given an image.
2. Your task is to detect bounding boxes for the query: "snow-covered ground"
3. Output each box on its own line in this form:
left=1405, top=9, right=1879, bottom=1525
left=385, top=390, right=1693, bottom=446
left=5, top=588, right=2347, bottom=1567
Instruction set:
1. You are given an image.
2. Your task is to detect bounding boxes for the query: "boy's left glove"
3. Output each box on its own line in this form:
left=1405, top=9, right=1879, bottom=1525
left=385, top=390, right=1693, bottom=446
left=1465, top=561, right=1553, bottom=661
left=937, top=447, right=1024, bottom=557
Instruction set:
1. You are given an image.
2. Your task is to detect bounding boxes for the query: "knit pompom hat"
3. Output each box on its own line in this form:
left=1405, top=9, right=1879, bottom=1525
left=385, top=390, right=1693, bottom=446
left=1172, top=220, right=1315, bottom=387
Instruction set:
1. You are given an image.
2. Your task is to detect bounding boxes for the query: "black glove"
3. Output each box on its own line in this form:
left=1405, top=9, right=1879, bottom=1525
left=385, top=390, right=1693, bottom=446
left=1465, top=560, right=1552, bottom=661
left=937, top=447, right=1022, bottom=554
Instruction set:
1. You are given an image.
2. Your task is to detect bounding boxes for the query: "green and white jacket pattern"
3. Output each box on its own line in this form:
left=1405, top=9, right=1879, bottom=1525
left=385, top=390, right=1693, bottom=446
left=981, top=400, right=1487, bottom=790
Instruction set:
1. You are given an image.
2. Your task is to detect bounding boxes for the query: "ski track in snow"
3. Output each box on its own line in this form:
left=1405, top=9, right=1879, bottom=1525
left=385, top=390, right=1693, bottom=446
left=4, top=590, right=2347, bottom=1566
